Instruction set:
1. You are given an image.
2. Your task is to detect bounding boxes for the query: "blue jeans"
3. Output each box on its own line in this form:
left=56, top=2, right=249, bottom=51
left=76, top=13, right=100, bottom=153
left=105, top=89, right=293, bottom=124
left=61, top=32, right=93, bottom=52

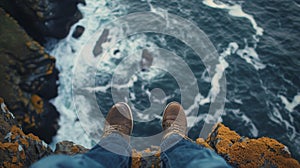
left=31, top=133, right=231, bottom=168
left=160, top=134, right=231, bottom=168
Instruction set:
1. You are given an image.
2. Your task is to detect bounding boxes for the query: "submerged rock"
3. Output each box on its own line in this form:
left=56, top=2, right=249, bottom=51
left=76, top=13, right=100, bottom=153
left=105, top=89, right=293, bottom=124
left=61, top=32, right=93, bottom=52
left=0, top=9, right=59, bottom=143
left=0, top=0, right=85, bottom=42
left=93, top=29, right=110, bottom=57
left=140, top=49, right=154, bottom=72
left=72, top=25, right=85, bottom=39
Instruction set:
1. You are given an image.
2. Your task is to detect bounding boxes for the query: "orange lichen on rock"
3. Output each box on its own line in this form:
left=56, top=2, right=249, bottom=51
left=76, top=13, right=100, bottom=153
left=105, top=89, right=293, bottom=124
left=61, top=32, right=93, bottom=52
left=10, top=125, right=42, bottom=147
left=154, top=150, right=161, bottom=157
left=0, top=141, right=19, bottom=152
left=31, top=94, right=44, bottom=114
left=12, top=156, right=17, bottom=163
left=132, top=149, right=142, bottom=168
left=196, top=138, right=213, bottom=150
left=11, top=125, right=26, bottom=138
left=131, top=146, right=161, bottom=168
left=206, top=123, right=241, bottom=155
left=3, top=161, right=23, bottom=168
left=0, top=106, right=51, bottom=168
left=207, top=123, right=300, bottom=168
left=25, top=40, right=43, bottom=52
left=23, top=114, right=31, bottom=125
left=45, top=61, right=55, bottom=75
left=71, top=146, right=80, bottom=153
left=144, top=148, right=151, bottom=153
left=0, top=141, right=25, bottom=167
left=2, top=96, right=300, bottom=167
left=225, top=137, right=300, bottom=168
left=0, top=125, right=51, bottom=167
left=27, top=133, right=42, bottom=142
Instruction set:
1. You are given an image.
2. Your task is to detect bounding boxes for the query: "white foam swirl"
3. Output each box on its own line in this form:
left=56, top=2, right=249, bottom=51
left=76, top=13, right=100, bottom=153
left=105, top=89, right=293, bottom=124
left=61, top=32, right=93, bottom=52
left=203, top=0, right=266, bottom=70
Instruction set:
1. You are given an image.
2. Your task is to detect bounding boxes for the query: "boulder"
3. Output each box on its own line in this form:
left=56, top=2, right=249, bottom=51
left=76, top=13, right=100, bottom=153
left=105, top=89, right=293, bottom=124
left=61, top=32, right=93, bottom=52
left=72, top=25, right=85, bottom=39
left=0, top=9, right=59, bottom=143
left=55, top=141, right=89, bottom=155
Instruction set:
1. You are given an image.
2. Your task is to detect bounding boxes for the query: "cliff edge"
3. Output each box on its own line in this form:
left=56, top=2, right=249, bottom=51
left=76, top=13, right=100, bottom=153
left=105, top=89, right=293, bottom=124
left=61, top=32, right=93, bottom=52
left=1, top=97, right=299, bottom=168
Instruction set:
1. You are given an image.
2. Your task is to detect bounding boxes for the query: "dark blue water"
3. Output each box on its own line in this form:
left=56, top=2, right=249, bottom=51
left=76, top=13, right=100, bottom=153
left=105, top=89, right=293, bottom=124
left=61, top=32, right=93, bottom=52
left=111, top=0, right=299, bottom=160
left=49, top=0, right=300, bottom=161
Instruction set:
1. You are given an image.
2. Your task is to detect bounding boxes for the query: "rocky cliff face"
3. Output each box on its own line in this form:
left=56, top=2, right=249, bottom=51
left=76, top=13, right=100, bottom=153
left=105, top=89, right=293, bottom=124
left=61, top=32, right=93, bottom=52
left=0, top=8, right=59, bottom=143
left=0, top=98, right=88, bottom=167
left=0, top=98, right=52, bottom=167
left=0, top=0, right=85, bottom=42
left=204, top=123, right=300, bottom=168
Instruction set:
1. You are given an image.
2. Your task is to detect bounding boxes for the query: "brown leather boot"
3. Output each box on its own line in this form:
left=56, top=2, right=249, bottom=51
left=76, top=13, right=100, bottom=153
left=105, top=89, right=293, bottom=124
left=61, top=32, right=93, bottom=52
left=102, top=102, right=133, bottom=142
left=162, top=102, right=187, bottom=140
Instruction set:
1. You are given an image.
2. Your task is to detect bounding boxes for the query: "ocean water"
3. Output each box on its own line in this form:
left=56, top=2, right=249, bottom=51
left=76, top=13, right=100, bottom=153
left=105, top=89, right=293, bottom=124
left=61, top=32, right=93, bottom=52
left=46, top=0, right=300, bottom=160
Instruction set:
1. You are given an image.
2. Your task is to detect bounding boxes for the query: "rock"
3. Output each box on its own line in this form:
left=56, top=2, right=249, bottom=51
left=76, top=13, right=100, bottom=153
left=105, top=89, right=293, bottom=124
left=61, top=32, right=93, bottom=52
left=0, top=98, right=17, bottom=142
left=0, top=98, right=53, bottom=167
left=55, top=141, right=89, bottom=155
left=0, top=0, right=85, bottom=43
left=140, top=49, right=154, bottom=72
left=72, top=25, right=85, bottom=39
left=132, top=146, right=161, bottom=168
left=93, top=29, right=110, bottom=57
left=0, top=98, right=90, bottom=167
left=195, top=138, right=213, bottom=150
left=205, top=123, right=300, bottom=168
left=0, top=9, right=59, bottom=143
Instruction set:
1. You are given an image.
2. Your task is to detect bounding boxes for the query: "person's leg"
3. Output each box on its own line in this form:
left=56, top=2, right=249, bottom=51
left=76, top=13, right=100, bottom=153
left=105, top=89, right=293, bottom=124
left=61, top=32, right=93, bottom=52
left=160, top=134, right=230, bottom=168
left=83, top=101, right=133, bottom=167
left=31, top=154, right=104, bottom=168
left=160, top=102, right=231, bottom=168
left=84, top=133, right=132, bottom=167
left=31, top=102, right=133, bottom=168
left=31, top=133, right=131, bottom=168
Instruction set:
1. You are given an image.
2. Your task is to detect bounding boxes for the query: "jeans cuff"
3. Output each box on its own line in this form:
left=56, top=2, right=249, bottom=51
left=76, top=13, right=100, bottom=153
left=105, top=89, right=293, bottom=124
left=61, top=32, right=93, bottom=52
left=99, top=133, right=132, bottom=155
left=160, top=133, right=184, bottom=151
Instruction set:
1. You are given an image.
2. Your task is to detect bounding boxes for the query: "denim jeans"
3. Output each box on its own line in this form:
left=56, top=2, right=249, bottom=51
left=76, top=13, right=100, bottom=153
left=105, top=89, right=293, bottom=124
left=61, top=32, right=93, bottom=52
left=160, top=134, right=231, bottom=168
left=31, top=133, right=231, bottom=168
